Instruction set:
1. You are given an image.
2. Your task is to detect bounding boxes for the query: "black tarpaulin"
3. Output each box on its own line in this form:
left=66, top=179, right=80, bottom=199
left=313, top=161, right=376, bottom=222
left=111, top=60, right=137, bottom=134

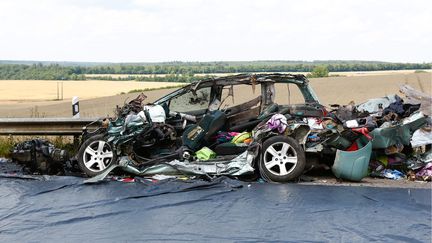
left=0, top=175, right=430, bottom=242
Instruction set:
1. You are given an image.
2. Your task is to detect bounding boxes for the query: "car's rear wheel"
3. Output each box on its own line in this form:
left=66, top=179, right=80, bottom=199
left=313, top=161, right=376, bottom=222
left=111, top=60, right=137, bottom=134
left=77, top=134, right=117, bottom=177
left=259, top=136, right=306, bottom=182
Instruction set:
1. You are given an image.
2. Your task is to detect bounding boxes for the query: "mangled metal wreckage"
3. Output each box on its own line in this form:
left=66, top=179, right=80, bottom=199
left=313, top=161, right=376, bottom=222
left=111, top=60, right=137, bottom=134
left=76, top=73, right=429, bottom=183
left=78, top=74, right=327, bottom=183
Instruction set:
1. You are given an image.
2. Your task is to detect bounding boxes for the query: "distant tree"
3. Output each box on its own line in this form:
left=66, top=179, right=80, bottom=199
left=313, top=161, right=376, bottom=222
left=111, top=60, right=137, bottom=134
left=307, top=65, right=329, bottom=78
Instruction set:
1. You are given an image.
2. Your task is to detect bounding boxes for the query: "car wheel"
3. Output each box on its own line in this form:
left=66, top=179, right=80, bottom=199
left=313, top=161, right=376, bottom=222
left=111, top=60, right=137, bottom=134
left=77, top=134, right=117, bottom=177
left=259, top=136, right=306, bottom=182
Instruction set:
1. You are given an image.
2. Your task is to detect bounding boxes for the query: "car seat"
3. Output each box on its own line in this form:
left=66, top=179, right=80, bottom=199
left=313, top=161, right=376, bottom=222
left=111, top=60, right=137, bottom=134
left=181, top=110, right=227, bottom=151
left=214, top=103, right=280, bottom=155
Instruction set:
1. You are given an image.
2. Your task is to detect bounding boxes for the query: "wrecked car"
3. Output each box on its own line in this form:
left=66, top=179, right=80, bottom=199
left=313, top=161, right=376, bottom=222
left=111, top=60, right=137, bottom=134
left=77, top=74, right=328, bottom=182
left=75, top=74, right=430, bottom=183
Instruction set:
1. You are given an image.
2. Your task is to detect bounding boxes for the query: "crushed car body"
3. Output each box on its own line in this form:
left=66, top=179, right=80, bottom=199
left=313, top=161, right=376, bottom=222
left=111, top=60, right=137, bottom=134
left=79, top=74, right=327, bottom=183
left=75, top=74, right=432, bottom=183
left=9, top=74, right=430, bottom=184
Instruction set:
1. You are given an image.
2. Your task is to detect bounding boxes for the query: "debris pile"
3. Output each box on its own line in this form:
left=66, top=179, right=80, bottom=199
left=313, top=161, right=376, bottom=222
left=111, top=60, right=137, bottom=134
left=10, top=139, right=69, bottom=175
left=320, top=87, right=431, bottom=182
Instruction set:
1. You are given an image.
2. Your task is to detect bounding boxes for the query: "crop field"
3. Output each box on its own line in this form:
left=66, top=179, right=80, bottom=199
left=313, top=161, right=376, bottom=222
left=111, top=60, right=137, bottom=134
left=0, top=80, right=184, bottom=102
left=0, top=72, right=430, bottom=118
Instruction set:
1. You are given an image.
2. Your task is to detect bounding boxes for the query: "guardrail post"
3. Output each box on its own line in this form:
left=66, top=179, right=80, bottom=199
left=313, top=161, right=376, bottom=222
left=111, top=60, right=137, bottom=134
left=72, top=96, right=80, bottom=118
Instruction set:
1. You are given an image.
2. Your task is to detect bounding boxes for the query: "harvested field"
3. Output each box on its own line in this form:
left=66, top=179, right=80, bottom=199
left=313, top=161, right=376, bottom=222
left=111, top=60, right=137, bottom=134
left=310, top=72, right=431, bottom=105
left=0, top=72, right=430, bottom=118
left=0, top=80, right=184, bottom=101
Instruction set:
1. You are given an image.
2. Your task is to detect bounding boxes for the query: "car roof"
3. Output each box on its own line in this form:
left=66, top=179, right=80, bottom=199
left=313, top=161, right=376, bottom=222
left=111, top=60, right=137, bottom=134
left=154, top=73, right=313, bottom=104
left=191, top=73, right=308, bottom=88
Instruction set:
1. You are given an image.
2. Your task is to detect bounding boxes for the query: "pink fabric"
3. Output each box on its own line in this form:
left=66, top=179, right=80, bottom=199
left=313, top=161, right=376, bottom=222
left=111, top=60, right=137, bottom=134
left=352, top=127, right=372, bottom=140
left=416, top=162, right=432, bottom=177
left=266, top=114, right=287, bottom=134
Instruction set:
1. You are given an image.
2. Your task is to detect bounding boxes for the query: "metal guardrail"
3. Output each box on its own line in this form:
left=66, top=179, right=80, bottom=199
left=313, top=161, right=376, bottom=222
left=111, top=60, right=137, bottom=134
left=0, top=118, right=101, bottom=136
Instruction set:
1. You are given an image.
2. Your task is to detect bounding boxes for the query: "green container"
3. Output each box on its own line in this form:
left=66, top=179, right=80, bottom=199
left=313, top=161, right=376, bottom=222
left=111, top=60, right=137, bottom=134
left=325, top=133, right=353, bottom=150
left=332, top=136, right=372, bottom=181
left=370, top=127, right=398, bottom=149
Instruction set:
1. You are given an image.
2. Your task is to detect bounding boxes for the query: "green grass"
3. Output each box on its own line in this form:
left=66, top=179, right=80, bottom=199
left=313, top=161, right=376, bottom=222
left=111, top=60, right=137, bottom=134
left=0, top=136, right=15, bottom=158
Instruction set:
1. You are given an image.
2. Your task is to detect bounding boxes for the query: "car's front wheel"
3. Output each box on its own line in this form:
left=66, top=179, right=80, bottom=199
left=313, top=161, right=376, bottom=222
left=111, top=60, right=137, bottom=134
left=259, top=136, right=306, bottom=182
left=77, top=134, right=117, bottom=177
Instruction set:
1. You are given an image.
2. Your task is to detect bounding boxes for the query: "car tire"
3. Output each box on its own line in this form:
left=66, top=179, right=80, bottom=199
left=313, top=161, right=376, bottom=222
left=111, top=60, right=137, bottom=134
left=77, top=134, right=117, bottom=177
left=259, top=136, right=306, bottom=182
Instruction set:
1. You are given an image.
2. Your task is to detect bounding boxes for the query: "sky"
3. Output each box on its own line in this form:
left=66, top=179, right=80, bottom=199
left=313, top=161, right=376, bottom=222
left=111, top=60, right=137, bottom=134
left=0, top=0, right=430, bottom=63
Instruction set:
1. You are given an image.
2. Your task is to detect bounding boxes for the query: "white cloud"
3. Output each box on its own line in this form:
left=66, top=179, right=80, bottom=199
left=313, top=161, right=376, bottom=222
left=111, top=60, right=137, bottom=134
left=0, top=0, right=430, bottom=62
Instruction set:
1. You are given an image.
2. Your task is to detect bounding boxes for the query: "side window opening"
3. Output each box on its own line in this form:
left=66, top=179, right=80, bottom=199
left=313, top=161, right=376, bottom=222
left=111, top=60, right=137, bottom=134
left=220, top=84, right=262, bottom=110
left=169, top=87, right=211, bottom=113
left=274, top=83, right=306, bottom=105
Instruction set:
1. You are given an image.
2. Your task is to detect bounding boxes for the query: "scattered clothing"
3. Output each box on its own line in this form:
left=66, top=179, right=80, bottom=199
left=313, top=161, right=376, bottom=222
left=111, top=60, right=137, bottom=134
left=196, top=147, right=217, bottom=161
left=216, top=131, right=239, bottom=144
left=411, top=127, right=432, bottom=147
left=380, top=169, right=405, bottom=180
left=266, top=114, right=287, bottom=133
left=416, top=163, right=432, bottom=181
left=231, top=132, right=251, bottom=144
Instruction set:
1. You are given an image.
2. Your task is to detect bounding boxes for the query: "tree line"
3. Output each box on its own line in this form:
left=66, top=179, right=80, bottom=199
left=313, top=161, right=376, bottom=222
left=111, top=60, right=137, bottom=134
left=0, top=63, right=85, bottom=80
left=82, top=62, right=431, bottom=75
left=0, top=62, right=430, bottom=81
left=90, top=73, right=212, bottom=83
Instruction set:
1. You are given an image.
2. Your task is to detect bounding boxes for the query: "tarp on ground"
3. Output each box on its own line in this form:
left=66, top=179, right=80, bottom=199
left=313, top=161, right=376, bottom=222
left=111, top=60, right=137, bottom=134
left=0, top=175, right=431, bottom=242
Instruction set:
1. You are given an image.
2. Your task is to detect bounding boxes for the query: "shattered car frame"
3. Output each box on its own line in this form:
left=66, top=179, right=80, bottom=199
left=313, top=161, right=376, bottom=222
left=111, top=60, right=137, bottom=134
left=79, top=74, right=328, bottom=183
